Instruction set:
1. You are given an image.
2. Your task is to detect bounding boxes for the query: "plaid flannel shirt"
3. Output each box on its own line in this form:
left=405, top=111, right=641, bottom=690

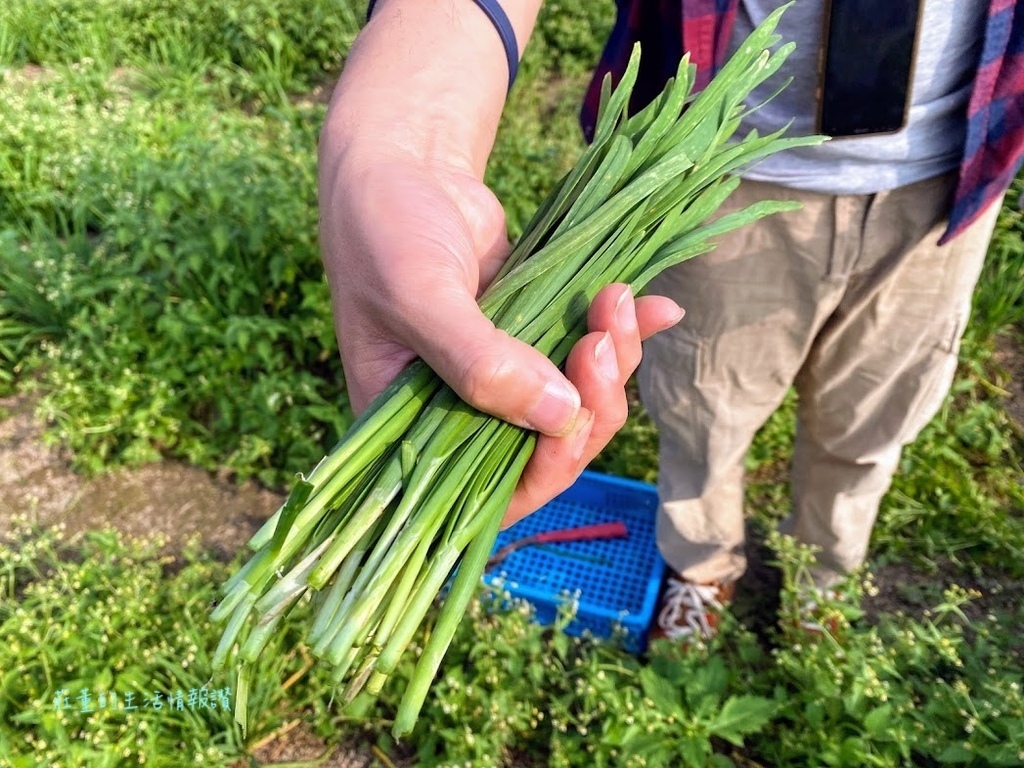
left=580, top=0, right=1024, bottom=243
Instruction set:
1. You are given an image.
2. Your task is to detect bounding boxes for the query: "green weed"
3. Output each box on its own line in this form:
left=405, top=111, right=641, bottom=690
left=0, top=521, right=328, bottom=767
left=0, top=72, right=348, bottom=485
left=0, top=0, right=362, bottom=108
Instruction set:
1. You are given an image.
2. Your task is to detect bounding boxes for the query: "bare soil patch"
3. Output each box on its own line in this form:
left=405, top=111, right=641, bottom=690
left=993, top=330, right=1024, bottom=431
left=0, top=394, right=283, bottom=557
left=239, top=721, right=409, bottom=768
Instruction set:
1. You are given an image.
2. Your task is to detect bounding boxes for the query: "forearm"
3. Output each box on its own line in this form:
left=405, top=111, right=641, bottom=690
left=321, top=0, right=542, bottom=176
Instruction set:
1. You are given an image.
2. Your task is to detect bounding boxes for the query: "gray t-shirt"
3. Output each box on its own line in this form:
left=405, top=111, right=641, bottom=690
left=730, top=0, right=987, bottom=194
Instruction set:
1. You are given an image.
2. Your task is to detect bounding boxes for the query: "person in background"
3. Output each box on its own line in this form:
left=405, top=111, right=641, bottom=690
left=318, top=0, right=1024, bottom=643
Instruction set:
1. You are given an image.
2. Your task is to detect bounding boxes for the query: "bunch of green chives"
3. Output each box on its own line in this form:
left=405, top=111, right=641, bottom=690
left=212, top=8, right=820, bottom=738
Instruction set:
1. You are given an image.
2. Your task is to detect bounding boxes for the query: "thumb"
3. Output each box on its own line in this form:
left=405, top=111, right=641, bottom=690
left=410, top=294, right=581, bottom=436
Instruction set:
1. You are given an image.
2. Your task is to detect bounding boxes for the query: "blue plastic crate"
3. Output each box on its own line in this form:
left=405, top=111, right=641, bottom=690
left=481, top=470, right=665, bottom=652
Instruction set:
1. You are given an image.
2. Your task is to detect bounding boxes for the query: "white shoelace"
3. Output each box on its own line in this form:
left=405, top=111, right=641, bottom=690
left=656, top=577, right=724, bottom=640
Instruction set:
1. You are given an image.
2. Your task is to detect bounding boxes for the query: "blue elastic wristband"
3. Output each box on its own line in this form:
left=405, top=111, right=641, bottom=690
left=365, top=0, right=519, bottom=93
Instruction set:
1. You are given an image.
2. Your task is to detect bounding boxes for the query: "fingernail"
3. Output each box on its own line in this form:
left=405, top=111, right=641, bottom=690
left=594, top=332, right=619, bottom=380
left=668, top=304, right=685, bottom=326
left=572, top=409, right=595, bottom=462
left=524, top=379, right=580, bottom=435
left=615, top=287, right=637, bottom=328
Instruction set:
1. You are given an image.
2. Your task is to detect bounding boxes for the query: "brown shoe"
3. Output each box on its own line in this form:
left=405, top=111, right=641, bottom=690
left=648, top=572, right=736, bottom=643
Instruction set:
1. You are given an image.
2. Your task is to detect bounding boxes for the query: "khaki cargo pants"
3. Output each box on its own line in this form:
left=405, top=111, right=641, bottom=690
left=637, top=172, right=1003, bottom=587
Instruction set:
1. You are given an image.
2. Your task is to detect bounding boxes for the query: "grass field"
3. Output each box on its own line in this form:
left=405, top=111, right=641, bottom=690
left=1, top=1, right=1023, bottom=766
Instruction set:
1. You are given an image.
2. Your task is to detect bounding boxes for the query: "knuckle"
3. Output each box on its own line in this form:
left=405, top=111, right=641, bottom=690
left=623, top=344, right=643, bottom=375
left=608, top=414, right=629, bottom=434
left=456, top=345, right=514, bottom=409
left=605, top=398, right=629, bottom=433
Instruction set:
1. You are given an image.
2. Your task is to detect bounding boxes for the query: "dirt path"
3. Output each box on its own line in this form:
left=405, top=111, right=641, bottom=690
left=0, top=394, right=284, bottom=555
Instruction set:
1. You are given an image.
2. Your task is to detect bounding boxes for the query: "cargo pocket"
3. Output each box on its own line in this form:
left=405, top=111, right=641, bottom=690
left=896, top=311, right=966, bottom=446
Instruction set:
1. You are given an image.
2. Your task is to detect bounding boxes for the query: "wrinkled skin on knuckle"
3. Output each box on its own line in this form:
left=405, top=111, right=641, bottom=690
left=623, top=345, right=643, bottom=377
left=454, top=335, right=520, bottom=412
left=608, top=411, right=629, bottom=435
left=605, top=395, right=630, bottom=433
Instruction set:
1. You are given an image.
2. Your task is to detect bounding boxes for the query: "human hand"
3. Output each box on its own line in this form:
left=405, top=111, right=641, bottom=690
left=318, top=0, right=681, bottom=526
left=320, top=147, right=585, bottom=433
left=502, top=282, right=683, bottom=526
left=320, top=141, right=682, bottom=524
